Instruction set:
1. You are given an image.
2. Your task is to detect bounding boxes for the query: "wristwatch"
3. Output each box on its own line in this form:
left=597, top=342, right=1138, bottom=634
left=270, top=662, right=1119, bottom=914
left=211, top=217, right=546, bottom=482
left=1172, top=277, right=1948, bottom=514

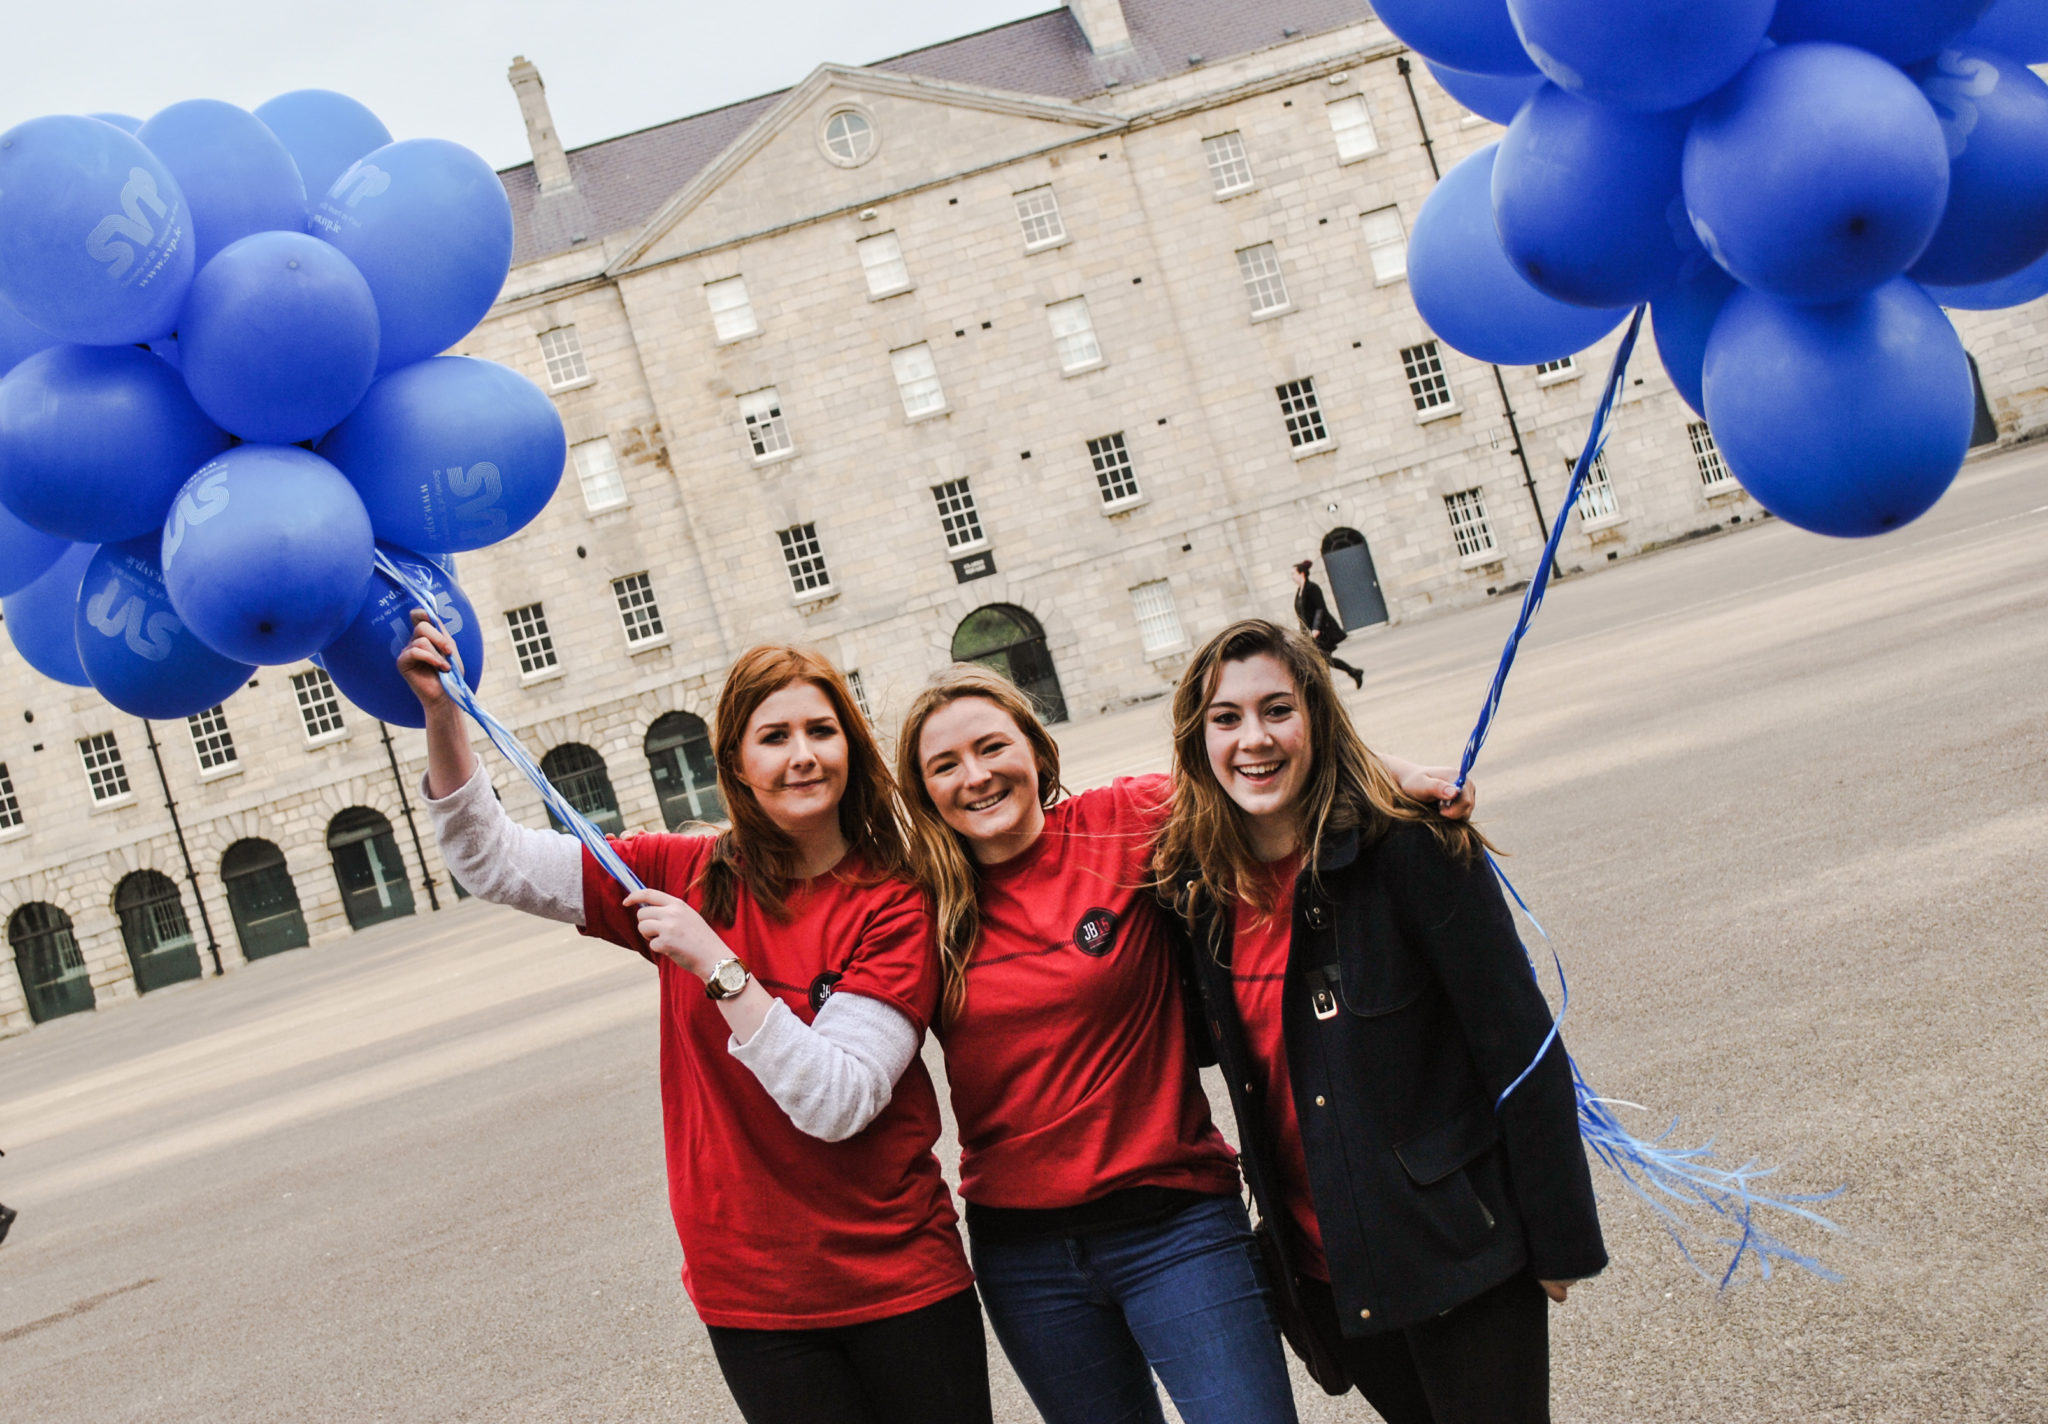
left=703, top=957, right=751, bottom=1001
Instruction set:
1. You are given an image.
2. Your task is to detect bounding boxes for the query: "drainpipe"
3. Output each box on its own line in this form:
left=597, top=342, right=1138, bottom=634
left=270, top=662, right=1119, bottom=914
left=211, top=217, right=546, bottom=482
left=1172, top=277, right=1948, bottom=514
left=378, top=721, right=440, bottom=911
left=141, top=719, right=224, bottom=975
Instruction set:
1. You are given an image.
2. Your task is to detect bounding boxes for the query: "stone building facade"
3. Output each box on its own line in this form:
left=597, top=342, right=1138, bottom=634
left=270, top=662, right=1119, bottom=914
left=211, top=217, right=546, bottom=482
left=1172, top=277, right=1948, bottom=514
left=5, top=0, right=2045, bottom=1034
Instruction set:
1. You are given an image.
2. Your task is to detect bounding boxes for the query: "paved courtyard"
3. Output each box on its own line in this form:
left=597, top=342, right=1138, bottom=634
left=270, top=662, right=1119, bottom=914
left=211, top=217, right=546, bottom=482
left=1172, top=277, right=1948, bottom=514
left=1, top=445, right=2043, bottom=1422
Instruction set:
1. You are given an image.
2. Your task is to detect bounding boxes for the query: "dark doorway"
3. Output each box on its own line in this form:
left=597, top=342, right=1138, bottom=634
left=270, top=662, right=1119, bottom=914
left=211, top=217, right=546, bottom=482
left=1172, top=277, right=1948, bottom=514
left=540, top=744, right=626, bottom=836
left=952, top=605, right=1068, bottom=724
left=114, top=870, right=203, bottom=993
left=646, top=713, right=723, bottom=830
left=1966, top=352, right=1999, bottom=448
left=327, top=808, right=417, bottom=930
left=1320, top=527, right=1390, bottom=629
left=10, top=902, right=94, bottom=1023
left=222, top=839, right=310, bottom=959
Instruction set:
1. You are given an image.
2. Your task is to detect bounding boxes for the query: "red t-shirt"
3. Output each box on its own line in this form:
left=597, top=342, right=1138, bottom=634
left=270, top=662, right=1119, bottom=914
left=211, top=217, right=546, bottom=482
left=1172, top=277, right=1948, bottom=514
left=1230, top=853, right=1330, bottom=1279
left=938, top=775, right=1239, bottom=1209
left=580, top=834, right=972, bottom=1330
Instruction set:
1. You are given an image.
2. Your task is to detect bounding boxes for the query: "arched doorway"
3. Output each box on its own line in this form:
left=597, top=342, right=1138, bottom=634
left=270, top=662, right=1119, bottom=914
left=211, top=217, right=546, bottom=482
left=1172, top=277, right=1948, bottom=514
left=952, top=605, right=1068, bottom=724
left=645, top=713, right=723, bottom=830
left=114, top=870, right=202, bottom=993
left=1320, top=527, right=1389, bottom=630
left=541, top=744, right=626, bottom=836
left=9, top=903, right=94, bottom=1023
left=327, top=808, right=416, bottom=930
left=222, top=839, right=310, bottom=959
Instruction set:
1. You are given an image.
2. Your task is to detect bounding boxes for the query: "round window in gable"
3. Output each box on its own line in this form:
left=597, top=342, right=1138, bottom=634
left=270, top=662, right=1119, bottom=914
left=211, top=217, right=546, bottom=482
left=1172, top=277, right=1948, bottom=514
left=821, top=108, right=877, bottom=166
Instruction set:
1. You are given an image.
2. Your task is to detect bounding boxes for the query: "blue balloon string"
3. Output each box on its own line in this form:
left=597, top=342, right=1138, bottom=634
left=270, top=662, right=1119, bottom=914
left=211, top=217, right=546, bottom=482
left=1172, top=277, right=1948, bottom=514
left=1458, top=313, right=1843, bottom=1288
left=375, top=551, right=644, bottom=893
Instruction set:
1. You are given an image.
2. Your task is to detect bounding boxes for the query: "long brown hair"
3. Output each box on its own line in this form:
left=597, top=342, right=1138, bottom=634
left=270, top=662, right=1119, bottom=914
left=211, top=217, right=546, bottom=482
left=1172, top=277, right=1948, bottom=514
left=1152, top=619, right=1488, bottom=920
left=699, top=645, right=912, bottom=925
left=895, top=664, right=1065, bottom=1025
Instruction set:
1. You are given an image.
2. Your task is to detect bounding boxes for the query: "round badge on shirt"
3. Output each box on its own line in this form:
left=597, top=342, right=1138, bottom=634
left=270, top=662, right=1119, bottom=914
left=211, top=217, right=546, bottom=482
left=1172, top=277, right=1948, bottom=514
left=808, top=971, right=843, bottom=1012
left=1073, top=907, right=1120, bottom=957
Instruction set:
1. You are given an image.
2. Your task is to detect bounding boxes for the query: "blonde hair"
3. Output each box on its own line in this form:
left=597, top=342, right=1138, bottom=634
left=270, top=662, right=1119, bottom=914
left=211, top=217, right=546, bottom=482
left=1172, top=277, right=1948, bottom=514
left=895, top=664, right=1065, bottom=1025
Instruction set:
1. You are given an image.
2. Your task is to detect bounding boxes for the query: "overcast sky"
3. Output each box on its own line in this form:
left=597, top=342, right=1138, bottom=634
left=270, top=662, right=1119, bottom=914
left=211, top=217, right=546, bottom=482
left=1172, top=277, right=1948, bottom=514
left=0, top=0, right=1055, bottom=171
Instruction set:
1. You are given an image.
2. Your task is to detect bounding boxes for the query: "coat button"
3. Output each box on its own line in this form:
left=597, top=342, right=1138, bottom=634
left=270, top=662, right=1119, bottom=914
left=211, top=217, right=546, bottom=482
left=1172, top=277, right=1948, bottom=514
left=1245, top=1082, right=1256, bottom=1093
left=1306, top=906, right=1328, bottom=929
left=1315, top=1095, right=1326, bottom=1106
left=1359, top=1308, right=1371, bottom=1320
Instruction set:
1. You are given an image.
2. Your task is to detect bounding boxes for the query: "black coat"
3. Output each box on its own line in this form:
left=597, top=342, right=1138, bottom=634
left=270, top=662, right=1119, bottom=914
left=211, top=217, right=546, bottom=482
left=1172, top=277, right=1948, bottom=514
left=1179, top=820, right=1606, bottom=1336
left=1294, top=578, right=1345, bottom=653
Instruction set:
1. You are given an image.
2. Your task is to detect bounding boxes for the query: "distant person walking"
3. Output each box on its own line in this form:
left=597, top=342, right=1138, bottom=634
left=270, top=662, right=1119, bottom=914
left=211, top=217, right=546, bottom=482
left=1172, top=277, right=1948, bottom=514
left=1293, top=561, right=1364, bottom=689
left=0, top=1148, right=15, bottom=1246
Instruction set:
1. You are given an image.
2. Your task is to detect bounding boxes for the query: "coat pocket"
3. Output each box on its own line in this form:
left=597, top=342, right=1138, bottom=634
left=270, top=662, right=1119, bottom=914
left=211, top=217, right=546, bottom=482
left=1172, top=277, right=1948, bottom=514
left=1393, top=1102, right=1501, bottom=1258
left=1333, top=895, right=1428, bottom=1016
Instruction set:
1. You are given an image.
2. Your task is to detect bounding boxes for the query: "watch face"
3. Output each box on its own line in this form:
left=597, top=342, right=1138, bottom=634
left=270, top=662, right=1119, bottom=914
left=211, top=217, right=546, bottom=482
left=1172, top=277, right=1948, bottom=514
left=709, top=960, right=749, bottom=997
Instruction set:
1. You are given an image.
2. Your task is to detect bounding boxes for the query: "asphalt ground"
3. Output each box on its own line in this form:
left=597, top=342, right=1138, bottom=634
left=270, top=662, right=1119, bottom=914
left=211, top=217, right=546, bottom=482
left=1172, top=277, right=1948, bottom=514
left=1, top=444, right=2043, bottom=1423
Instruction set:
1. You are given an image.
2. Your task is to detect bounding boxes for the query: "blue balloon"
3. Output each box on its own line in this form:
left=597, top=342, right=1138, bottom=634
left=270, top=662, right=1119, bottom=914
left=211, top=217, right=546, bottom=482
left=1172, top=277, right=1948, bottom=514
left=1, top=541, right=93, bottom=686
left=0, top=344, right=231, bottom=542
left=1493, top=87, right=1696, bottom=307
left=318, top=357, right=566, bottom=552
left=1427, top=61, right=1546, bottom=125
left=135, top=100, right=307, bottom=274
left=254, top=91, right=394, bottom=213
left=0, top=502, right=68, bottom=597
left=318, top=543, right=485, bottom=728
left=1959, top=0, right=2048, bottom=61
left=1908, top=47, right=2048, bottom=284
left=1771, top=0, right=1995, bottom=64
left=310, top=139, right=514, bottom=374
left=1650, top=259, right=1739, bottom=417
left=0, top=291, right=57, bottom=378
left=1685, top=44, right=1951, bottom=304
left=0, top=115, right=194, bottom=345
left=75, top=536, right=253, bottom=718
left=1507, top=0, right=1775, bottom=112
left=89, top=113, right=143, bottom=134
left=1704, top=279, right=1973, bottom=536
left=1373, top=0, right=1539, bottom=77
left=161, top=446, right=375, bottom=665
left=179, top=231, right=380, bottom=444
left=1408, top=144, right=1632, bottom=366
left=1919, top=244, right=2048, bottom=307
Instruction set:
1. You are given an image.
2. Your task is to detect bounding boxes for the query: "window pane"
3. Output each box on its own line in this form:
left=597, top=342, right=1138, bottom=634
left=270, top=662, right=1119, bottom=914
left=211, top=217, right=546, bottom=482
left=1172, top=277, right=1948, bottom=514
left=1445, top=488, right=1496, bottom=557
left=1690, top=421, right=1733, bottom=486
left=1236, top=243, right=1290, bottom=315
left=612, top=572, right=665, bottom=643
left=779, top=524, right=832, bottom=594
left=506, top=603, right=558, bottom=675
left=187, top=705, right=237, bottom=771
left=1047, top=298, right=1101, bottom=372
left=292, top=668, right=346, bottom=739
left=1130, top=580, right=1184, bottom=653
left=1362, top=207, right=1408, bottom=282
left=79, top=732, right=130, bottom=802
left=891, top=345, right=946, bottom=417
left=573, top=437, right=627, bottom=511
left=857, top=232, right=911, bottom=296
left=739, top=387, right=793, bottom=458
left=1329, top=97, right=1379, bottom=160
left=1574, top=453, right=1619, bottom=522
left=705, top=277, right=758, bottom=340
left=824, top=110, right=874, bottom=162
left=1088, top=432, right=1141, bottom=505
left=1014, top=186, right=1066, bottom=248
left=537, top=327, right=589, bottom=387
left=1277, top=378, right=1328, bottom=447
left=0, top=762, right=20, bottom=830
left=1203, top=131, right=1257, bottom=195
left=1401, top=341, right=1454, bottom=411
left=932, top=478, right=985, bottom=549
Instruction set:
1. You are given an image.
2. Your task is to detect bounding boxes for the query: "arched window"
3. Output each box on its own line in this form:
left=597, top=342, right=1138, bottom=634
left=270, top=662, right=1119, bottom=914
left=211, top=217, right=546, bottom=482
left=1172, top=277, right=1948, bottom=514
left=222, top=839, right=310, bottom=959
left=9, top=902, right=93, bottom=1023
left=645, top=713, right=723, bottom=830
left=1318, top=526, right=1389, bottom=630
left=114, top=870, right=202, bottom=993
left=540, top=744, right=625, bottom=836
left=952, top=604, right=1068, bottom=724
left=327, top=808, right=416, bottom=930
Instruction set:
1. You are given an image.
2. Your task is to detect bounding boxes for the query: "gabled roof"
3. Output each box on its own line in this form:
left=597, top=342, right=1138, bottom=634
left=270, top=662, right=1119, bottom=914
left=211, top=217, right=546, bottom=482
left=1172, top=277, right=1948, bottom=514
left=499, top=0, right=1374, bottom=266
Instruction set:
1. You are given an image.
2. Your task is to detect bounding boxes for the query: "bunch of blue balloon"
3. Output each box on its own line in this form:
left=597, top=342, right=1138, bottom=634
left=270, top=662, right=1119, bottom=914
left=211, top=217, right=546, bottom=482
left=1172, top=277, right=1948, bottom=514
left=0, top=92, right=568, bottom=728
left=1389, top=0, right=2048, bottom=537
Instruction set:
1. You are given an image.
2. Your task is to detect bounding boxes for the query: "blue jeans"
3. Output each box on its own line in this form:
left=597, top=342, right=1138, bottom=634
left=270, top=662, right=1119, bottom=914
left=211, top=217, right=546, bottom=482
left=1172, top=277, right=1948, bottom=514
left=971, top=1193, right=1299, bottom=1424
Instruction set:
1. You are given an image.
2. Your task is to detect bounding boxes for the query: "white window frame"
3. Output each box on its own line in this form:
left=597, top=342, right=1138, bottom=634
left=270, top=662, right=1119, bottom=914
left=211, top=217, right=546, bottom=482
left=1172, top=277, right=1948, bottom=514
left=1535, top=356, right=1579, bottom=386
left=739, top=387, right=795, bottom=463
left=1402, top=341, right=1460, bottom=421
left=1130, top=579, right=1188, bottom=657
left=292, top=668, right=347, bottom=744
left=1691, top=421, right=1737, bottom=490
left=0, top=761, right=23, bottom=834
left=891, top=344, right=948, bottom=420
left=573, top=436, right=628, bottom=512
left=1047, top=297, right=1104, bottom=374
left=1088, top=432, right=1143, bottom=510
left=506, top=602, right=561, bottom=681
left=1236, top=243, right=1291, bottom=318
left=821, top=108, right=877, bottom=166
left=612, top=572, right=667, bottom=648
left=779, top=523, right=834, bottom=600
left=1574, top=452, right=1622, bottom=529
left=1203, top=131, right=1257, bottom=197
left=187, top=704, right=240, bottom=777
left=857, top=232, right=912, bottom=298
left=1328, top=96, right=1381, bottom=162
left=1014, top=186, right=1067, bottom=251
left=79, top=731, right=132, bottom=806
left=705, top=276, right=759, bottom=342
left=1445, top=487, right=1499, bottom=565
left=1361, top=206, right=1409, bottom=285
left=537, top=326, right=591, bottom=390
left=845, top=669, right=875, bottom=723
left=931, top=478, right=988, bottom=552
left=1277, top=378, right=1331, bottom=452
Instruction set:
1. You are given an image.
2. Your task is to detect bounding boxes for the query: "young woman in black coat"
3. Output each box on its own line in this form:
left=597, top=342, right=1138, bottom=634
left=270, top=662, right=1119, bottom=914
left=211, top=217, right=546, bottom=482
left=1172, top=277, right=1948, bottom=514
left=1154, top=619, right=1605, bottom=1424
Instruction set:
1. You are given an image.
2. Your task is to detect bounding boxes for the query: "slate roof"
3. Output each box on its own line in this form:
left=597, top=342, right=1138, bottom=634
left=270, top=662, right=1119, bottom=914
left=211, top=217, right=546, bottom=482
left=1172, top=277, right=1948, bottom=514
left=500, top=0, right=1374, bottom=265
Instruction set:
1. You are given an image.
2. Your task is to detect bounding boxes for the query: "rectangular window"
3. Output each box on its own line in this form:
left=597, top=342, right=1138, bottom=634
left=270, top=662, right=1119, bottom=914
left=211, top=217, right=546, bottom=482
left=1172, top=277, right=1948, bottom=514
left=1361, top=207, right=1409, bottom=283
left=573, top=436, right=627, bottom=511
left=1277, top=378, right=1329, bottom=448
left=292, top=668, right=346, bottom=740
left=1402, top=341, right=1455, bottom=413
left=1203, top=131, right=1257, bottom=195
left=79, top=731, right=130, bottom=803
left=0, top=762, right=21, bottom=831
left=1014, top=185, right=1066, bottom=249
left=1328, top=96, right=1381, bottom=161
left=187, top=704, right=237, bottom=772
left=705, top=276, right=758, bottom=341
left=1130, top=580, right=1185, bottom=654
left=1574, top=452, right=1620, bottom=524
left=1236, top=243, right=1291, bottom=316
left=739, top=387, right=794, bottom=459
left=537, top=326, right=589, bottom=388
left=1535, top=356, right=1576, bottom=380
left=1445, top=488, right=1497, bottom=559
left=1047, top=297, right=1103, bottom=373
left=931, top=478, right=986, bottom=550
left=891, top=344, right=947, bottom=418
left=506, top=603, right=558, bottom=676
left=1088, top=432, right=1142, bottom=506
left=857, top=232, right=912, bottom=297
left=846, top=669, right=874, bottom=722
left=779, top=523, right=832, bottom=596
left=1691, top=421, right=1734, bottom=487
left=612, top=572, right=665, bottom=645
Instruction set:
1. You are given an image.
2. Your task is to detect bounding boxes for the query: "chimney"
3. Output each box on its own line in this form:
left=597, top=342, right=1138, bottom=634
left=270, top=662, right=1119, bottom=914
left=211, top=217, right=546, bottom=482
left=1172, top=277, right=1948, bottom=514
left=1068, top=0, right=1134, bottom=56
left=508, top=56, right=574, bottom=193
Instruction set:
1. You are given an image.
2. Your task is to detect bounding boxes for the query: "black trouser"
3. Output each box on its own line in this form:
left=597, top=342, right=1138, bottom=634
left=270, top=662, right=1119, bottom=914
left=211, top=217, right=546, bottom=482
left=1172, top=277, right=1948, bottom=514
left=1304, top=1270, right=1550, bottom=1424
left=705, top=1284, right=993, bottom=1424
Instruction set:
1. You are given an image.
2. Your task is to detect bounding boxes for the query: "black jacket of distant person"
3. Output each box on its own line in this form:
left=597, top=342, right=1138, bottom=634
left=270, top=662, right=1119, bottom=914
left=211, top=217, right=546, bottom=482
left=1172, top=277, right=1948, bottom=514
left=1294, top=577, right=1347, bottom=655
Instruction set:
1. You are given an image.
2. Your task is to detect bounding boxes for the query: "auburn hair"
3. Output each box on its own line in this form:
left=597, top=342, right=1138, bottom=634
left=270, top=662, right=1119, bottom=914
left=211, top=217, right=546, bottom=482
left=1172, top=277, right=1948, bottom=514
left=698, top=645, right=912, bottom=925
left=895, top=664, right=1065, bottom=1026
left=1152, top=619, right=1489, bottom=922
